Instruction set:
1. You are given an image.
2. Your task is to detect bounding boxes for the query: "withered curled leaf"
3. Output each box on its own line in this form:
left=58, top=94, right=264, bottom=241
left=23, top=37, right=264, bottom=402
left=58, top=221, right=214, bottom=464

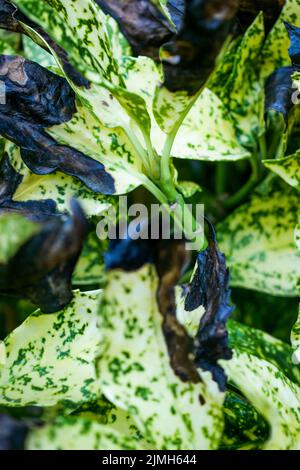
left=105, top=229, right=200, bottom=384
left=265, top=67, right=294, bottom=124
left=0, top=55, right=115, bottom=195
left=0, top=0, right=89, bottom=87
left=285, top=22, right=300, bottom=71
left=154, top=240, right=200, bottom=383
left=185, top=220, right=233, bottom=391
left=237, top=0, right=285, bottom=32
left=96, top=0, right=237, bottom=93
left=0, top=155, right=89, bottom=313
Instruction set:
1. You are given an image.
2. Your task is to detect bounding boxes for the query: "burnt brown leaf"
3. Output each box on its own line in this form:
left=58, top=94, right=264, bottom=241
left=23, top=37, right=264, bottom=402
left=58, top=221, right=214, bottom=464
left=0, top=199, right=89, bottom=313
left=0, top=55, right=115, bottom=195
left=265, top=66, right=294, bottom=124
left=154, top=240, right=200, bottom=383
left=0, top=0, right=89, bottom=87
left=185, top=220, right=234, bottom=391
left=105, top=230, right=200, bottom=384
left=0, top=155, right=89, bottom=313
left=237, top=0, right=285, bottom=32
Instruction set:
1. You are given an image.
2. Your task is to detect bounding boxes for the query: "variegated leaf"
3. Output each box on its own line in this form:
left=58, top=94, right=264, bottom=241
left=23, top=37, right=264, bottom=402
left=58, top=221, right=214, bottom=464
left=210, top=14, right=266, bottom=148
left=21, top=21, right=154, bottom=155
left=228, top=320, right=300, bottom=386
left=291, top=223, right=300, bottom=363
left=261, top=0, right=300, bottom=79
left=218, top=179, right=300, bottom=296
left=74, top=231, right=107, bottom=286
left=222, top=350, right=300, bottom=450
left=263, top=152, right=300, bottom=190
left=26, top=411, right=150, bottom=451
left=6, top=143, right=114, bottom=218
left=0, top=290, right=102, bottom=407
left=97, top=264, right=224, bottom=450
left=170, top=89, right=250, bottom=162
left=14, top=0, right=121, bottom=83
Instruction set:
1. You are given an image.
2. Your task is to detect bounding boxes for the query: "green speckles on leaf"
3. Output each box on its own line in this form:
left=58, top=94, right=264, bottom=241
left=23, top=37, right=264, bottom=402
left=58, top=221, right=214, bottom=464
left=261, top=0, right=300, bottom=79
left=218, top=178, right=300, bottom=296
left=0, top=290, right=102, bottom=407
left=97, top=264, right=224, bottom=450
left=263, top=152, right=300, bottom=190
left=222, top=350, right=300, bottom=450
left=171, top=89, right=250, bottom=162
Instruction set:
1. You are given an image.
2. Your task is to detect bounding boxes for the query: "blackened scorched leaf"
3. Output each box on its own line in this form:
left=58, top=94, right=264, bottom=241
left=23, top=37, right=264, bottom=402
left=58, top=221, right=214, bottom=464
left=0, top=0, right=89, bottom=87
left=285, top=22, right=300, bottom=71
left=154, top=240, right=200, bottom=383
left=237, top=0, right=285, bottom=32
left=185, top=220, right=234, bottom=391
left=0, top=199, right=89, bottom=313
left=265, top=66, right=294, bottom=124
left=0, top=155, right=89, bottom=313
left=105, top=230, right=200, bottom=384
left=0, top=55, right=115, bottom=195
left=161, top=0, right=240, bottom=93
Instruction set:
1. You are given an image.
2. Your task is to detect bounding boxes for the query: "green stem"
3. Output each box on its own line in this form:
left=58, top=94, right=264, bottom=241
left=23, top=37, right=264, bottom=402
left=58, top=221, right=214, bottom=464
left=160, top=90, right=203, bottom=200
left=223, top=156, right=260, bottom=209
left=258, top=133, right=267, bottom=161
left=125, top=126, right=151, bottom=173
left=143, top=131, right=160, bottom=181
left=215, top=162, right=227, bottom=195
left=142, top=177, right=205, bottom=251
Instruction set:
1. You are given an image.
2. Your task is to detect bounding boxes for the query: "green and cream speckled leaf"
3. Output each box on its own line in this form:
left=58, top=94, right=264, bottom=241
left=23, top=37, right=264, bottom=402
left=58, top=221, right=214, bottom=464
left=74, top=231, right=107, bottom=286
left=47, top=103, right=145, bottom=194
left=170, top=89, right=250, bottom=162
left=0, top=213, right=38, bottom=264
left=218, top=179, right=300, bottom=296
left=27, top=410, right=150, bottom=450
left=211, top=14, right=265, bottom=148
left=97, top=264, right=224, bottom=450
left=6, top=143, right=113, bottom=218
left=21, top=21, right=154, bottom=153
left=261, top=0, right=300, bottom=79
left=222, top=390, right=269, bottom=450
left=228, top=320, right=300, bottom=386
left=263, top=153, right=300, bottom=190
left=291, top=224, right=300, bottom=363
left=222, top=350, right=300, bottom=450
left=0, top=290, right=102, bottom=407
left=14, top=0, right=121, bottom=83
left=153, top=86, right=200, bottom=135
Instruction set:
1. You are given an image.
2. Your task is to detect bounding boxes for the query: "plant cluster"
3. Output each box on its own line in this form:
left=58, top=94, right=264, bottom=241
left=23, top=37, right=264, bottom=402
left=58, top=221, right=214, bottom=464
left=0, top=0, right=299, bottom=450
